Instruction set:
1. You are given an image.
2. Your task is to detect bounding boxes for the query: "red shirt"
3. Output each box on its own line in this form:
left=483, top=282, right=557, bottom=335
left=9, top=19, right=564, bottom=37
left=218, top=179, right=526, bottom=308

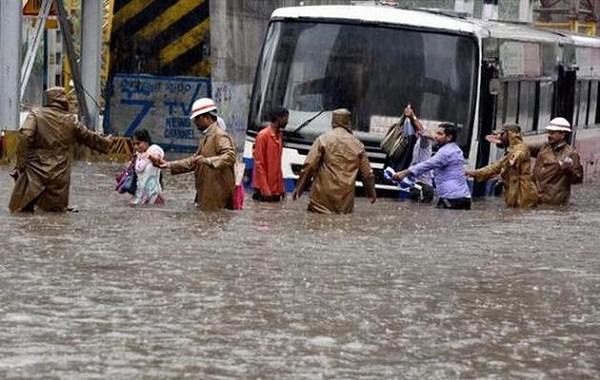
left=252, top=125, right=284, bottom=196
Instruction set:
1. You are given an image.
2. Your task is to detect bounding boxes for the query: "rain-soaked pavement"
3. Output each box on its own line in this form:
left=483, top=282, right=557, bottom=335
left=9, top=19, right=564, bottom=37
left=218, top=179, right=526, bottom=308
left=0, top=161, right=598, bottom=379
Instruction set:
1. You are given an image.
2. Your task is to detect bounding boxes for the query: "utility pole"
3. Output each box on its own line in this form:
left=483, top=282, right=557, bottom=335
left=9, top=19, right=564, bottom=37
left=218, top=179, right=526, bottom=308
left=81, top=0, right=102, bottom=131
left=0, top=1, right=23, bottom=131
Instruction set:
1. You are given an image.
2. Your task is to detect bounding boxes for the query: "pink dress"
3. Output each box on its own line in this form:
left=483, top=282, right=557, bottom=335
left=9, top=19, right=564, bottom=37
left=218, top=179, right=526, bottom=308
left=132, top=144, right=165, bottom=205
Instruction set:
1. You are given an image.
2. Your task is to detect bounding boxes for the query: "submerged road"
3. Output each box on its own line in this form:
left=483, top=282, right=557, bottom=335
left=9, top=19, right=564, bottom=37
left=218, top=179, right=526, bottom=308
left=0, top=162, right=598, bottom=379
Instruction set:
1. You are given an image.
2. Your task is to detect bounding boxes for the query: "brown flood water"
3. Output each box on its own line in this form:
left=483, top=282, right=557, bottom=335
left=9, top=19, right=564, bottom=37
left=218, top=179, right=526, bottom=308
left=0, top=162, right=598, bottom=379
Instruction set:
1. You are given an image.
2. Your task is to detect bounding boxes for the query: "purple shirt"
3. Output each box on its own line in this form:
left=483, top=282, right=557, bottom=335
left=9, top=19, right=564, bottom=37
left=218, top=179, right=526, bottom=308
left=409, top=142, right=471, bottom=199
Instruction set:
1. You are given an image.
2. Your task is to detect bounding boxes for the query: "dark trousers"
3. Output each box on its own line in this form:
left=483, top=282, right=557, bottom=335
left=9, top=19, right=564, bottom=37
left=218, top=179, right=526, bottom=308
left=436, top=197, right=471, bottom=210
left=252, top=190, right=282, bottom=202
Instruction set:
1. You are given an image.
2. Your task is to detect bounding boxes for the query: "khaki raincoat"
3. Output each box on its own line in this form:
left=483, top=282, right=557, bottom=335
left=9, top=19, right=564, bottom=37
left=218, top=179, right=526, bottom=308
left=170, top=122, right=236, bottom=211
left=9, top=87, right=112, bottom=213
left=530, top=142, right=583, bottom=205
left=294, top=109, right=376, bottom=214
left=471, top=131, right=538, bottom=208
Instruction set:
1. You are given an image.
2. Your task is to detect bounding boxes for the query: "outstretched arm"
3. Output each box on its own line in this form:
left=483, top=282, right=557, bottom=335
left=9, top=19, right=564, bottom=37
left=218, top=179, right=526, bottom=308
left=75, top=122, right=112, bottom=153
left=358, top=150, right=376, bottom=203
left=467, top=156, right=507, bottom=182
left=293, top=138, right=323, bottom=200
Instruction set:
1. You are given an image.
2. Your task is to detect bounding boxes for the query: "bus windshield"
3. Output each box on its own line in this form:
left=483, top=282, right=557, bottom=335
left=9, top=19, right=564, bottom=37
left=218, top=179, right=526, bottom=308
left=249, top=20, right=478, bottom=154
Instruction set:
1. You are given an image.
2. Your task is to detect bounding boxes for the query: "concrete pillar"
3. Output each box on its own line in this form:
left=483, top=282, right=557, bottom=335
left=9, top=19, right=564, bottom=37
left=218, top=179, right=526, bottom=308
left=81, top=0, right=102, bottom=131
left=518, top=0, right=534, bottom=23
left=0, top=1, right=22, bottom=131
left=454, top=0, right=474, bottom=16
left=482, top=0, right=499, bottom=21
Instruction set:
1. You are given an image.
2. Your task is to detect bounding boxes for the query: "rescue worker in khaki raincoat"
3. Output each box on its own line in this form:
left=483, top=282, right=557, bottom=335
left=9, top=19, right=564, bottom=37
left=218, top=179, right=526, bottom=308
left=152, top=98, right=236, bottom=211
left=529, top=117, right=583, bottom=205
left=292, top=108, right=376, bottom=213
left=9, top=86, right=113, bottom=213
left=466, top=123, right=538, bottom=208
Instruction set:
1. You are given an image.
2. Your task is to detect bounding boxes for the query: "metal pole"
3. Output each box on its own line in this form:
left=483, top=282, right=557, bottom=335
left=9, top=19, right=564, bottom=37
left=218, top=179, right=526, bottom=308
left=0, top=0, right=23, bottom=131
left=54, top=0, right=91, bottom=126
left=21, top=0, right=53, bottom=101
left=81, top=0, right=102, bottom=131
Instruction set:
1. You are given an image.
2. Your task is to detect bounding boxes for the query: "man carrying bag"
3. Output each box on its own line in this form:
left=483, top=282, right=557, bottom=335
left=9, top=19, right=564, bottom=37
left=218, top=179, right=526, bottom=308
left=380, top=104, right=418, bottom=171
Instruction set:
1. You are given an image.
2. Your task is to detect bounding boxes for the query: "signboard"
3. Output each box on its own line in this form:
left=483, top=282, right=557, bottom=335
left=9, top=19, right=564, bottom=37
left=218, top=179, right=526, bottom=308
left=104, top=74, right=211, bottom=152
left=23, top=0, right=57, bottom=16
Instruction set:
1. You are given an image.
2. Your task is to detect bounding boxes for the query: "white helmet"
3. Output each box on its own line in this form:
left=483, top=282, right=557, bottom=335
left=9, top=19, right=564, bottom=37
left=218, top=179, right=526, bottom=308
left=546, top=117, right=571, bottom=132
left=190, top=98, right=217, bottom=120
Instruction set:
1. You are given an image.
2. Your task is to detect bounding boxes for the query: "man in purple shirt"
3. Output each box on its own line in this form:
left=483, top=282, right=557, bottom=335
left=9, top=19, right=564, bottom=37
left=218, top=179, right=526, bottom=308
left=393, top=123, right=471, bottom=210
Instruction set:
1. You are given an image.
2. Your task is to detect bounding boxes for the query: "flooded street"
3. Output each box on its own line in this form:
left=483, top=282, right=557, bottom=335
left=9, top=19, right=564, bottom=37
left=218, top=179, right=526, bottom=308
left=0, top=162, right=598, bottom=379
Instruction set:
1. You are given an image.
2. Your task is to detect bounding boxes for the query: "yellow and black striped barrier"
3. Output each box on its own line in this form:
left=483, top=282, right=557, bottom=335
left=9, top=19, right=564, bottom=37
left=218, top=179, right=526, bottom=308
left=0, top=130, right=19, bottom=164
left=108, top=136, right=133, bottom=161
left=110, top=0, right=210, bottom=77
left=1, top=131, right=133, bottom=164
left=81, top=136, right=133, bottom=162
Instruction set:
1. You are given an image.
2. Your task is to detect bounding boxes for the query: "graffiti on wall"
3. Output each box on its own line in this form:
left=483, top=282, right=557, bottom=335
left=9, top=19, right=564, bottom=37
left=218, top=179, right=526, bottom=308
left=213, top=82, right=252, bottom=148
left=104, top=74, right=210, bottom=152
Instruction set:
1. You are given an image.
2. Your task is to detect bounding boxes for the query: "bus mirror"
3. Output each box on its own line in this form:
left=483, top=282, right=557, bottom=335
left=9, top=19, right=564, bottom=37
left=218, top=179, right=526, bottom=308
left=489, top=78, right=500, bottom=95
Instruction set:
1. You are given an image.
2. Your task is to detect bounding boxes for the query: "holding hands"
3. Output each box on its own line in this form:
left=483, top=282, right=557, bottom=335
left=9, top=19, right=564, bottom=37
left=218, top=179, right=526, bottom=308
left=392, top=169, right=411, bottom=181
left=149, top=154, right=211, bottom=169
left=149, top=154, right=169, bottom=169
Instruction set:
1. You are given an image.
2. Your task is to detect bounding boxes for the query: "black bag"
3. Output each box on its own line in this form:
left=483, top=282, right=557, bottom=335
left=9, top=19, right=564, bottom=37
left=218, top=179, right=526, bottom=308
left=380, top=116, right=408, bottom=162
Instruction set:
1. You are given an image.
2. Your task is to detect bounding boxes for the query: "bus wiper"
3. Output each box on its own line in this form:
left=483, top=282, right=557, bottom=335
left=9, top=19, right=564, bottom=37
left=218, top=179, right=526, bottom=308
left=291, top=110, right=326, bottom=134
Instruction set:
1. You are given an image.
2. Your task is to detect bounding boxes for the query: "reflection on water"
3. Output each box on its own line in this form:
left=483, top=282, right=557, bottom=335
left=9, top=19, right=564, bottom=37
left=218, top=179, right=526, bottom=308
left=0, top=162, right=598, bottom=379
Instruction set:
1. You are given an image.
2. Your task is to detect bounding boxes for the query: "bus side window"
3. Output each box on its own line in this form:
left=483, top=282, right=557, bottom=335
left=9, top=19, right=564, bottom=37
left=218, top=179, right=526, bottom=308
left=538, top=81, right=554, bottom=131
left=519, top=81, right=536, bottom=132
left=505, top=81, right=519, bottom=125
left=577, top=80, right=591, bottom=127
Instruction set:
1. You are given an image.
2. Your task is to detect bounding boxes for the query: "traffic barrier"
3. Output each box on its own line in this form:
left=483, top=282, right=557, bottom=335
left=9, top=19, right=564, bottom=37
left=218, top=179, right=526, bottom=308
left=1, top=131, right=132, bottom=164
left=108, top=137, right=133, bottom=161
left=0, top=130, right=19, bottom=164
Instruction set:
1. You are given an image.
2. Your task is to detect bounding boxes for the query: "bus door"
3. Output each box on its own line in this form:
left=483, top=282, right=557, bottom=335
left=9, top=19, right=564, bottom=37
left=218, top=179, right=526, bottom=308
left=473, top=61, right=500, bottom=197
left=554, top=64, right=576, bottom=143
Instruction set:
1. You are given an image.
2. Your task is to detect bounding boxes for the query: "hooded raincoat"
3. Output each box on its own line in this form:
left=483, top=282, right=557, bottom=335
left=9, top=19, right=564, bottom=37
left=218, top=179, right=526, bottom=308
left=471, top=131, right=538, bottom=208
left=530, top=142, right=583, bottom=205
left=169, top=122, right=236, bottom=211
left=9, top=87, right=112, bottom=213
left=294, top=109, right=376, bottom=214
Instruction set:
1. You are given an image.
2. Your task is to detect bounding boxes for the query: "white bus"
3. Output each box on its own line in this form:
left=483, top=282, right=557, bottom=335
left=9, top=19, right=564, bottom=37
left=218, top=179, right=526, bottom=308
left=243, top=4, right=600, bottom=196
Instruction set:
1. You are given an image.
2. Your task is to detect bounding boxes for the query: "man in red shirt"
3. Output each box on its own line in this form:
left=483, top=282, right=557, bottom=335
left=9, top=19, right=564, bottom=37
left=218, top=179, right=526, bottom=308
left=252, top=107, right=289, bottom=201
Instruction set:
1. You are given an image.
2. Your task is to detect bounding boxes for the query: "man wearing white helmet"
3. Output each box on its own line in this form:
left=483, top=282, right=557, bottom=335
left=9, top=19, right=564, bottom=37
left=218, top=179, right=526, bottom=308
left=529, top=117, right=583, bottom=205
left=151, top=98, right=237, bottom=211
